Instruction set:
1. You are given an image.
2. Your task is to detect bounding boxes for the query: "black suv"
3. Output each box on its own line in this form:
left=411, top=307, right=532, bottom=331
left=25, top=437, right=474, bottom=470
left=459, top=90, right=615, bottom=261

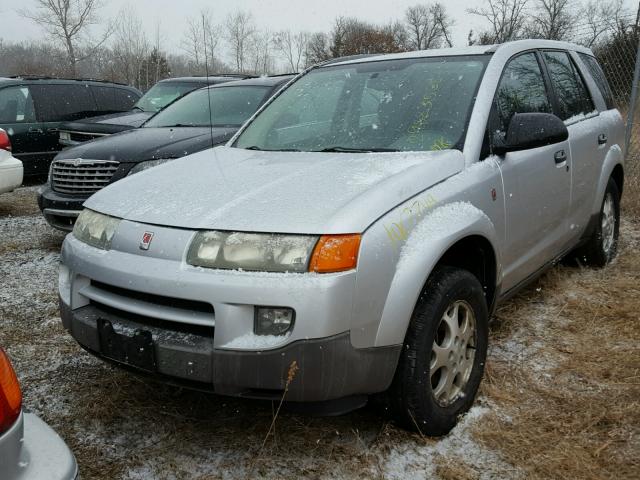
left=38, top=75, right=294, bottom=231
left=58, top=75, right=253, bottom=146
left=0, top=76, right=141, bottom=177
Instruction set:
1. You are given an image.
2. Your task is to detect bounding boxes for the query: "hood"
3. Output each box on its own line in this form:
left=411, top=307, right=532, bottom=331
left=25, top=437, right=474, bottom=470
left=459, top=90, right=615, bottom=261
left=60, top=111, right=154, bottom=134
left=85, top=146, right=465, bottom=234
left=54, top=127, right=237, bottom=163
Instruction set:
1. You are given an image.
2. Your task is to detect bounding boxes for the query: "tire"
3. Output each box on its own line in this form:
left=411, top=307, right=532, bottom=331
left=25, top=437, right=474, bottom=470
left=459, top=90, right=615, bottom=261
left=388, top=266, right=488, bottom=436
left=577, top=178, right=620, bottom=267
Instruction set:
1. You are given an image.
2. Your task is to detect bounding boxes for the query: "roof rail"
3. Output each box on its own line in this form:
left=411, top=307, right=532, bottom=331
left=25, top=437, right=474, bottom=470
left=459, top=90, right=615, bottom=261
left=8, top=75, right=131, bottom=86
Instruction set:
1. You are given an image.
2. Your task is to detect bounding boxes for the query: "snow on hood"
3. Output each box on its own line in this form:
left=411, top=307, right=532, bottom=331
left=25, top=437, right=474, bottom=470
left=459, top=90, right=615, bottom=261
left=84, top=146, right=465, bottom=234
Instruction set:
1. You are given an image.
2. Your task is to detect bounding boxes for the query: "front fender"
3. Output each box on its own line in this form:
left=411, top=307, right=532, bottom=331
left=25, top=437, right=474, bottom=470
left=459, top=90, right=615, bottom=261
left=374, top=202, right=500, bottom=347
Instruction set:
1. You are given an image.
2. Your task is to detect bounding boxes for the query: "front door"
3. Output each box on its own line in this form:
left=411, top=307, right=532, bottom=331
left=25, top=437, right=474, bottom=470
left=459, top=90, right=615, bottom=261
left=491, top=51, right=572, bottom=292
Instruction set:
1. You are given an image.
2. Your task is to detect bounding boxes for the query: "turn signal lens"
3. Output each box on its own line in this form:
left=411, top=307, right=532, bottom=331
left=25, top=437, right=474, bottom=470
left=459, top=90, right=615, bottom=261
left=0, top=348, right=22, bottom=434
left=309, top=234, right=361, bottom=273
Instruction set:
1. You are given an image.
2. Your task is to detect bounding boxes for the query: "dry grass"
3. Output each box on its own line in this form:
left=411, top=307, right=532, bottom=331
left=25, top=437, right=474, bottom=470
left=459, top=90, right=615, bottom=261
left=0, top=185, right=40, bottom=217
left=475, top=217, right=640, bottom=479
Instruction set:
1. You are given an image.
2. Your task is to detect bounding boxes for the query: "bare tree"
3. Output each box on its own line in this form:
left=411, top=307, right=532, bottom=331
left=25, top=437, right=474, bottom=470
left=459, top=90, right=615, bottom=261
left=405, top=3, right=454, bottom=50
left=273, top=30, right=309, bottom=72
left=525, top=0, right=575, bottom=40
left=305, top=32, right=331, bottom=66
left=112, top=7, right=149, bottom=88
left=468, top=0, right=529, bottom=43
left=578, top=0, right=627, bottom=47
left=181, top=9, right=221, bottom=74
left=248, top=30, right=275, bottom=75
left=19, top=0, right=112, bottom=76
left=225, top=11, right=256, bottom=73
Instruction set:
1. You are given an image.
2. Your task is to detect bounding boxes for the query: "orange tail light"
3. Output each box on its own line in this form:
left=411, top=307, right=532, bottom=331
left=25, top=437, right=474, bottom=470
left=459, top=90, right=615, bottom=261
left=309, top=234, right=361, bottom=273
left=0, top=348, right=22, bottom=434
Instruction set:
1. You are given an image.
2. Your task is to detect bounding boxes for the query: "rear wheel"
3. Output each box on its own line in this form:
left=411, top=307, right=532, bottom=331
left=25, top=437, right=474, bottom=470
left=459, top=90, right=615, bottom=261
left=577, top=178, right=620, bottom=267
left=388, top=267, right=488, bottom=436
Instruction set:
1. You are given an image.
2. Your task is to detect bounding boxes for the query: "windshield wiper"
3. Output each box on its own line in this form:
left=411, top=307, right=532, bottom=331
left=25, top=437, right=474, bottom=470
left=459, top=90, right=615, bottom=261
left=131, top=106, right=144, bottom=111
left=245, top=146, right=301, bottom=152
left=315, top=146, right=400, bottom=153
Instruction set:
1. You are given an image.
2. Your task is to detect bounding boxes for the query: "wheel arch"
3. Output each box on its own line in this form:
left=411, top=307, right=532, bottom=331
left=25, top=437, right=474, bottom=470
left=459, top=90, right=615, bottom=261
left=374, top=204, right=501, bottom=347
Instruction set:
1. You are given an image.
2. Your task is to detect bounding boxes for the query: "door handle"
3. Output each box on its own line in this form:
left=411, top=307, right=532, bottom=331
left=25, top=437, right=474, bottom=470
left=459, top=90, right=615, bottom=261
left=598, top=133, right=608, bottom=145
left=554, top=150, right=567, bottom=164
left=47, top=128, right=59, bottom=133
left=27, top=127, right=43, bottom=134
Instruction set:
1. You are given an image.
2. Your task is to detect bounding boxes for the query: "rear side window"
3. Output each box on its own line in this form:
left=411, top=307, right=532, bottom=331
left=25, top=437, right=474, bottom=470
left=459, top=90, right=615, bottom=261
left=91, top=86, right=138, bottom=112
left=494, top=52, right=552, bottom=138
left=578, top=53, right=614, bottom=110
left=31, top=84, right=98, bottom=122
left=0, top=86, right=36, bottom=123
left=542, top=51, right=595, bottom=121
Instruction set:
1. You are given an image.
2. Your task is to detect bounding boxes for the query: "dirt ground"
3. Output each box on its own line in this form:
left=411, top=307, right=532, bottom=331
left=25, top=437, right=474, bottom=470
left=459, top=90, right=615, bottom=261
left=0, top=185, right=638, bottom=480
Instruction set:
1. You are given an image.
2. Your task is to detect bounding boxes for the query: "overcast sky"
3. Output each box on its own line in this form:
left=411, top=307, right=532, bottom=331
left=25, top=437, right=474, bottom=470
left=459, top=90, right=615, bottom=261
left=1, top=0, right=638, bottom=57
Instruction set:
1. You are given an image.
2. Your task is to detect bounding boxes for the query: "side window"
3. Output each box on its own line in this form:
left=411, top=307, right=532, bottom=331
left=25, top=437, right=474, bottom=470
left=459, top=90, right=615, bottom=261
left=30, top=84, right=97, bottom=122
left=0, top=86, right=36, bottom=123
left=113, top=88, right=139, bottom=110
left=543, top=51, right=595, bottom=121
left=91, top=86, right=139, bottom=112
left=578, top=53, right=614, bottom=110
left=494, top=52, right=552, bottom=139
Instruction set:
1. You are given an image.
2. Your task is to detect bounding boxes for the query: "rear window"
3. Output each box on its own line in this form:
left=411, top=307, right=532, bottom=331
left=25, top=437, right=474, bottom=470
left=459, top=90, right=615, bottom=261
left=578, top=53, right=615, bottom=110
left=30, top=84, right=98, bottom=122
left=91, top=86, right=139, bottom=112
left=543, top=51, right=595, bottom=122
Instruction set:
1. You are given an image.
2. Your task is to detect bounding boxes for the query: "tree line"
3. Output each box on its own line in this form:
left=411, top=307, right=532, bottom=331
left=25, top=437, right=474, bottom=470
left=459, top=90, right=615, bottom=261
left=0, top=0, right=637, bottom=94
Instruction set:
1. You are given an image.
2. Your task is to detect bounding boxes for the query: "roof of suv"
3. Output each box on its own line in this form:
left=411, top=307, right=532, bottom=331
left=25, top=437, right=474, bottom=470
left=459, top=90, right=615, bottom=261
left=208, top=75, right=296, bottom=89
left=0, top=76, right=140, bottom=90
left=158, top=75, right=255, bottom=84
left=326, top=40, right=594, bottom=67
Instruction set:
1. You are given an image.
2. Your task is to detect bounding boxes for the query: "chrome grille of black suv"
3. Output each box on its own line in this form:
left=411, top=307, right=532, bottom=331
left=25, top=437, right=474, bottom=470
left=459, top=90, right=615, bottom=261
left=51, top=159, right=119, bottom=194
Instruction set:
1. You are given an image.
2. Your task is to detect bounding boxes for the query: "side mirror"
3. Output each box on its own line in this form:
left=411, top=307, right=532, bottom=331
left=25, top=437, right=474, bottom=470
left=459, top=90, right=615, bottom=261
left=494, top=112, right=568, bottom=155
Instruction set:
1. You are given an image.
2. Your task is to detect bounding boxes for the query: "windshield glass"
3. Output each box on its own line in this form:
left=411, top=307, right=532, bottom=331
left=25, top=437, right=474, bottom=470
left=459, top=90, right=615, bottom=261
left=134, top=82, right=201, bottom=112
left=235, top=56, right=488, bottom=152
left=144, top=85, right=271, bottom=128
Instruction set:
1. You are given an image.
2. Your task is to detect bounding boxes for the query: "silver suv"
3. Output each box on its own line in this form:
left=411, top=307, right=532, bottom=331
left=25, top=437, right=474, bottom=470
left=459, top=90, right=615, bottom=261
left=58, top=40, right=625, bottom=435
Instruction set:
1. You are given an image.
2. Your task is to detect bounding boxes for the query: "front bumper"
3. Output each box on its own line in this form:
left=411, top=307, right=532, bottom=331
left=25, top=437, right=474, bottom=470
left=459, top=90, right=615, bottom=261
left=0, top=412, right=78, bottom=480
left=61, top=302, right=399, bottom=402
left=37, top=185, right=87, bottom=231
left=60, top=232, right=401, bottom=402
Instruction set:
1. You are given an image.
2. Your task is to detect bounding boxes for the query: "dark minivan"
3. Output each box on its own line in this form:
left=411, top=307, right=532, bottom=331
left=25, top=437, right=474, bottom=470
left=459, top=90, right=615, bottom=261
left=58, top=75, right=253, bottom=146
left=0, top=76, right=141, bottom=177
left=39, top=75, right=294, bottom=231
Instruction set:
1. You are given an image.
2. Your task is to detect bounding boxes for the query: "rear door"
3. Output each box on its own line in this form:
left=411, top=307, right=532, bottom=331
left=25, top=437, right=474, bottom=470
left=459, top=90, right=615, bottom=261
left=492, top=51, right=572, bottom=292
left=0, top=84, right=41, bottom=175
left=540, top=50, right=602, bottom=237
left=30, top=83, right=99, bottom=173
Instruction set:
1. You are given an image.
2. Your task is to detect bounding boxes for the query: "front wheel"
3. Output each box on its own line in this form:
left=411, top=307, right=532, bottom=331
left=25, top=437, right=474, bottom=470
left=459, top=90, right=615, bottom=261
left=388, top=267, right=488, bottom=436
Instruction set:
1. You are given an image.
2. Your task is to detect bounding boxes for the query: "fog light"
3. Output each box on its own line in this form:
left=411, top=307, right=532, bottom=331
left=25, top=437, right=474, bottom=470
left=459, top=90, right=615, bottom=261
left=255, top=307, right=295, bottom=336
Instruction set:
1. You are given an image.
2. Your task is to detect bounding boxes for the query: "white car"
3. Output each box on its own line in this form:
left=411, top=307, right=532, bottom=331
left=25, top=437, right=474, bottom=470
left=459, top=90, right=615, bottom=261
left=0, top=129, right=23, bottom=195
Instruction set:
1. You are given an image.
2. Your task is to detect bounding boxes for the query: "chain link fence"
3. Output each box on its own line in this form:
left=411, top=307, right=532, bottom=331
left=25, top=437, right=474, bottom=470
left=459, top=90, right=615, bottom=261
left=592, top=31, right=640, bottom=215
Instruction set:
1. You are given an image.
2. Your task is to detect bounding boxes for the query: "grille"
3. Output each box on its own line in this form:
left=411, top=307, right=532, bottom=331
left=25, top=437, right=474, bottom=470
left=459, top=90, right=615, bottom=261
left=51, top=159, right=119, bottom=194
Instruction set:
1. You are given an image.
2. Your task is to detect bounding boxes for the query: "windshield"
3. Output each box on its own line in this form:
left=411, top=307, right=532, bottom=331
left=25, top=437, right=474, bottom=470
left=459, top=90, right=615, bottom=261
left=144, top=85, right=271, bottom=128
left=134, top=82, right=201, bottom=112
left=235, top=56, right=488, bottom=152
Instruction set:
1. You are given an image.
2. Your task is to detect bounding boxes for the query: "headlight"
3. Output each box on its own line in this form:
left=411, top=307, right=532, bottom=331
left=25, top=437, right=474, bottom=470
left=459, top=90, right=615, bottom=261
left=128, top=158, right=174, bottom=176
left=187, top=231, right=318, bottom=273
left=73, top=209, right=121, bottom=250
